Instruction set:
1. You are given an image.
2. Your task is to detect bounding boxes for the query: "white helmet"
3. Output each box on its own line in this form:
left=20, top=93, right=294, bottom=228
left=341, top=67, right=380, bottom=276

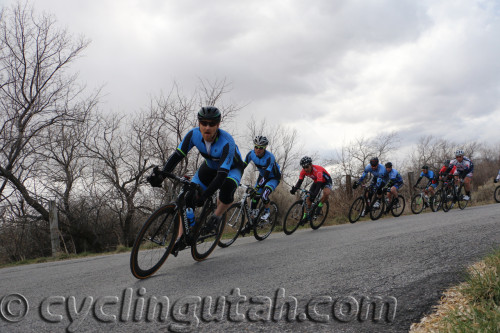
left=455, top=149, right=464, bottom=157
left=253, top=136, right=269, bottom=146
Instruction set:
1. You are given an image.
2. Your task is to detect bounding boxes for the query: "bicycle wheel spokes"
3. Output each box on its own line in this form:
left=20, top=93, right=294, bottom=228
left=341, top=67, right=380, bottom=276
left=391, top=195, right=405, bottom=217
left=130, top=205, right=178, bottom=279
left=253, top=202, right=278, bottom=241
left=218, top=203, right=244, bottom=248
left=283, top=200, right=304, bottom=235
left=310, top=200, right=329, bottom=230
left=411, top=194, right=424, bottom=214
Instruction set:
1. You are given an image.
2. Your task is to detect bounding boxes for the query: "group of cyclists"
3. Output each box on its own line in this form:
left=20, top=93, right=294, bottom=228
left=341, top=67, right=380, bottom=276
left=412, top=150, right=475, bottom=206
left=147, top=106, right=486, bottom=247
left=146, top=106, right=335, bottom=247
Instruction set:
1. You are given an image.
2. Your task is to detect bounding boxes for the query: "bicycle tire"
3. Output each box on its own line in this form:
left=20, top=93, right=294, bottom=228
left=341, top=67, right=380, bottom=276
left=310, top=200, right=329, bottom=230
left=391, top=195, right=405, bottom=217
left=442, top=187, right=454, bottom=212
left=495, top=185, right=500, bottom=203
left=457, top=186, right=469, bottom=210
left=253, top=201, right=278, bottom=241
left=369, top=198, right=384, bottom=220
left=283, top=200, right=305, bottom=235
left=430, top=191, right=441, bottom=212
left=130, top=204, right=179, bottom=279
left=218, top=203, right=244, bottom=248
left=191, top=201, right=223, bottom=261
left=410, top=194, right=424, bottom=214
left=348, top=196, right=365, bottom=223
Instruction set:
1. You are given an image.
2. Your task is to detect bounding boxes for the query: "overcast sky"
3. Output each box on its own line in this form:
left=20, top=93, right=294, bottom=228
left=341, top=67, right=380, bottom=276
left=3, top=0, right=500, bottom=161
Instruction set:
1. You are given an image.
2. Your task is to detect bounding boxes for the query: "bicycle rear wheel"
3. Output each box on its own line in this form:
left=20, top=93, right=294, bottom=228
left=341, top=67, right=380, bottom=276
left=348, top=197, right=364, bottom=223
left=218, top=203, right=244, bottom=248
left=410, top=194, right=424, bottom=214
left=283, top=200, right=304, bottom=235
left=369, top=198, right=384, bottom=220
left=253, top=202, right=278, bottom=241
left=191, top=202, right=223, bottom=261
left=310, top=200, right=329, bottom=230
left=495, top=186, right=500, bottom=203
left=430, top=191, right=442, bottom=212
left=391, top=195, right=405, bottom=217
left=130, top=204, right=179, bottom=279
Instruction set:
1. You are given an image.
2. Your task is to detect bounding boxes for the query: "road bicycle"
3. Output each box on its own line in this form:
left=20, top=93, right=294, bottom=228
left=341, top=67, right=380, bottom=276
left=410, top=185, right=435, bottom=214
left=369, top=187, right=405, bottom=220
left=283, top=188, right=329, bottom=235
left=494, top=183, right=500, bottom=203
left=218, top=184, right=278, bottom=248
left=441, top=177, right=468, bottom=212
left=130, top=170, right=224, bottom=279
left=348, top=183, right=376, bottom=223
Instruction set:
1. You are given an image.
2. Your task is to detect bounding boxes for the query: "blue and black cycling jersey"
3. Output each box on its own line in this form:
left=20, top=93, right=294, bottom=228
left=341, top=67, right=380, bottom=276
left=244, top=150, right=281, bottom=180
left=162, top=128, right=244, bottom=200
left=165, top=127, right=245, bottom=172
left=358, top=164, right=387, bottom=188
left=383, top=168, right=404, bottom=185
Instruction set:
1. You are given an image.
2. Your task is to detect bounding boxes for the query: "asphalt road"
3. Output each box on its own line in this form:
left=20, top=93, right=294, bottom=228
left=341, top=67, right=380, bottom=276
left=1, top=203, right=499, bottom=332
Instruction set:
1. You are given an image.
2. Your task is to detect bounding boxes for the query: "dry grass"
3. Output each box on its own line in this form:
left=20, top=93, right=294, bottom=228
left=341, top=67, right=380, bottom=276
left=410, top=250, right=500, bottom=332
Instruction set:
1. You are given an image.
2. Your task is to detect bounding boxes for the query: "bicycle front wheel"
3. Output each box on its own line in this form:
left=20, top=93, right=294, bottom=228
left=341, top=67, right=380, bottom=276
left=495, top=186, right=500, bottom=203
left=130, top=204, right=179, bottom=279
left=310, top=200, right=329, bottom=230
left=283, top=200, right=305, bottom=235
left=410, top=194, right=424, bottom=214
left=391, top=195, right=405, bottom=217
left=253, top=202, right=278, bottom=241
left=218, top=203, right=244, bottom=248
left=348, top=196, right=365, bottom=223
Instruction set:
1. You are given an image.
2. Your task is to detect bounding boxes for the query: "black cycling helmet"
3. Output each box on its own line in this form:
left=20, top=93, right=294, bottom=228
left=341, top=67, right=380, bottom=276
left=422, top=165, right=429, bottom=170
left=369, top=157, right=379, bottom=167
left=197, top=106, right=221, bottom=122
left=385, top=162, right=392, bottom=168
left=300, top=156, right=312, bottom=167
left=444, top=159, right=450, bottom=167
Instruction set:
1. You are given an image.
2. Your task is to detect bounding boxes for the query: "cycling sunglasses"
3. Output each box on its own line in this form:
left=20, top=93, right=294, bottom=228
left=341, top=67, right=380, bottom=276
left=254, top=145, right=266, bottom=150
left=199, top=120, right=219, bottom=127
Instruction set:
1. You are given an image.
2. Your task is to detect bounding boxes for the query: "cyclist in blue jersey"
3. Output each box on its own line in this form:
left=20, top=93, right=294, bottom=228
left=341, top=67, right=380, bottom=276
left=147, top=106, right=245, bottom=248
left=243, top=136, right=281, bottom=221
left=495, top=169, right=500, bottom=183
left=413, top=165, right=438, bottom=206
left=383, top=162, right=404, bottom=211
left=352, top=157, right=387, bottom=209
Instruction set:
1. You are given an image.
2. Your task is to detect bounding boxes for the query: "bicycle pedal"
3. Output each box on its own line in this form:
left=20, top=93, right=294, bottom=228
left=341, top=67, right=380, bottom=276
left=171, top=241, right=187, bottom=257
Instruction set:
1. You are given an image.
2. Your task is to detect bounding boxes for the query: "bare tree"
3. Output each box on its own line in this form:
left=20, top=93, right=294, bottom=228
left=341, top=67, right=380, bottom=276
left=0, top=2, right=93, bottom=221
left=332, top=132, right=400, bottom=178
left=84, top=112, right=152, bottom=246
